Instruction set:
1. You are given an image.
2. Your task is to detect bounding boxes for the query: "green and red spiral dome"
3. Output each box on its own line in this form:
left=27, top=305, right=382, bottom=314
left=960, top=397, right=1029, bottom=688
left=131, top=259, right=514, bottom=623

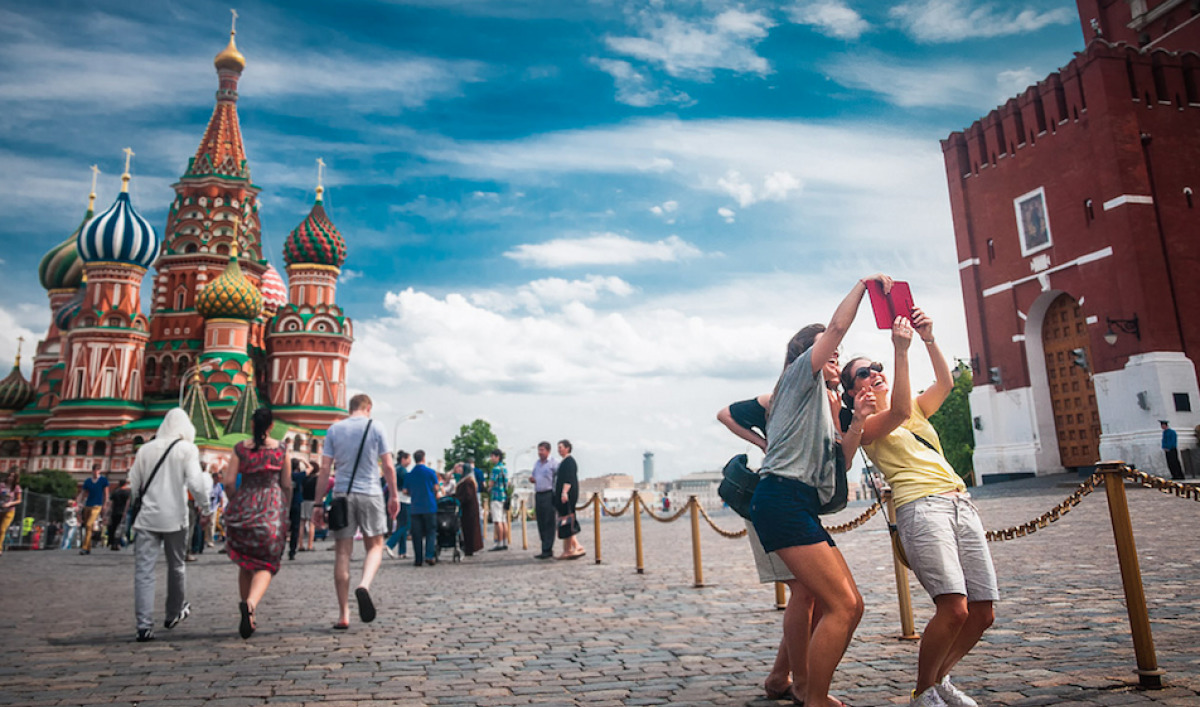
left=283, top=196, right=345, bottom=269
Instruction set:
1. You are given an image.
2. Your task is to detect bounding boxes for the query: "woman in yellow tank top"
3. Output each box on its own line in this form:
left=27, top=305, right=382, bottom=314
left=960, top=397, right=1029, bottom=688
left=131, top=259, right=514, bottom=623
left=839, top=309, right=997, bottom=707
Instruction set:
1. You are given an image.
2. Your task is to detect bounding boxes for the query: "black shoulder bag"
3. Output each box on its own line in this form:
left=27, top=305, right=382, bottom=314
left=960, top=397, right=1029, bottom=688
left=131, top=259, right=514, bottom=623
left=718, top=454, right=758, bottom=520
left=327, top=420, right=373, bottom=532
left=127, top=439, right=182, bottom=529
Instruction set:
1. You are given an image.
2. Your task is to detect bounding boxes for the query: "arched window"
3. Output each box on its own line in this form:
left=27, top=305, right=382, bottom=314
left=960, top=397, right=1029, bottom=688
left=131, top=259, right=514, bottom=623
left=310, top=439, right=320, bottom=454
left=51, top=441, right=60, bottom=455
left=145, top=358, right=157, bottom=380
left=40, top=441, right=48, bottom=455
left=76, top=440, right=89, bottom=455
left=94, top=441, right=107, bottom=456
left=293, top=436, right=304, bottom=452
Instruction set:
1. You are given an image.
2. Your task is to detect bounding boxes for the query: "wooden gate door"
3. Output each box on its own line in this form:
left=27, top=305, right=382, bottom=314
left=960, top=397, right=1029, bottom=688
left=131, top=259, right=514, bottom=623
left=1042, top=294, right=1101, bottom=468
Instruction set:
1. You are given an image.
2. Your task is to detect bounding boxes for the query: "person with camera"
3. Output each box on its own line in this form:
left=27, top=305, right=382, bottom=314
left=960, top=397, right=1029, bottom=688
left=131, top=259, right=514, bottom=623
left=840, top=308, right=995, bottom=707
left=315, top=394, right=399, bottom=630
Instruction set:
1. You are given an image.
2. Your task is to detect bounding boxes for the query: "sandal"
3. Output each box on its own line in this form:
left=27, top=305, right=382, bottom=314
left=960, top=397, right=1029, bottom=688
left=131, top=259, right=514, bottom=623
left=332, top=622, right=349, bottom=630
left=764, top=683, right=792, bottom=701
left=238, top=601, right=256, bottom=639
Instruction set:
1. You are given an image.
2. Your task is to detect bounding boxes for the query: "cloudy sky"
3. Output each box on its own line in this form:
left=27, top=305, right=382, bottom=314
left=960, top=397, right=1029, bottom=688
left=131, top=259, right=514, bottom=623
left=0, top=0, right=1087, bottom=479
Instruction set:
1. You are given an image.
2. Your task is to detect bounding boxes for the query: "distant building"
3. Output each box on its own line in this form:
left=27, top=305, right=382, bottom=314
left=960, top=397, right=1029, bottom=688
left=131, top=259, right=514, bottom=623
left=580, top=473, right=635, bottom=505
left=942, top=0, right=1199, bottom=482
left=642, top=451, right=654, bottom=484
left=670, top=470, right=723, bottom=509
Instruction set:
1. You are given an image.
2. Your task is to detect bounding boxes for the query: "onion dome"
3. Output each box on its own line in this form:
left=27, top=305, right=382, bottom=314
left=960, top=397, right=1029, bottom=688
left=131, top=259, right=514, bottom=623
left=214, top=29, right=245, bottom=73
left=259, top=263, right=288, bottom=312
left=54, top=285, right=86, bottom=331
left=77, top=163, right=159, bottom=269
left=283, top=189, right=346, bottom=268
left=196, top=246, right=263, bottom=320
left=38, top=209, right=90, bottom=291
left=0, top=348, right=34, bottom=411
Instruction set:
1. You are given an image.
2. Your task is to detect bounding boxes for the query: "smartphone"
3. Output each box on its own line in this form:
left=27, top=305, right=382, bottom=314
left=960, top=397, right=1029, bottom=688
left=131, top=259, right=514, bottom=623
left=866, top=280, right=915, bottom=329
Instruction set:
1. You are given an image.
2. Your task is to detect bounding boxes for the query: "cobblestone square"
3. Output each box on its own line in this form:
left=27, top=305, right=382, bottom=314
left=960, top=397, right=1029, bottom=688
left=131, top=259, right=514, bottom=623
left=2, top=473, right=1198, bottom=706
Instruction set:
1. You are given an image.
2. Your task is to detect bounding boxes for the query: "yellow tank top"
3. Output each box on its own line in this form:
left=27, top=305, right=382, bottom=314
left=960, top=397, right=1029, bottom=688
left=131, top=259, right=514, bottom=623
left=862, top=401, right=966, bottom=508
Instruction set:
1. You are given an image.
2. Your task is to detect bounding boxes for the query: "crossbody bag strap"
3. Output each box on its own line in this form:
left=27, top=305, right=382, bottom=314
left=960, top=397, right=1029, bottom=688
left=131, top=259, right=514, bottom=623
left=138, top=439, right=182, bottom=500
left=343, top=419, right=373, bottom=494
left=910, top=430, right=939, bottom=454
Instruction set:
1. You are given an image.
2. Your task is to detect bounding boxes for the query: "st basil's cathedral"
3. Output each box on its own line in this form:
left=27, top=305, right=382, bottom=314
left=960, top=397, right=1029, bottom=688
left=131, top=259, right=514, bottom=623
left=0, top=25, right=354, bottom=477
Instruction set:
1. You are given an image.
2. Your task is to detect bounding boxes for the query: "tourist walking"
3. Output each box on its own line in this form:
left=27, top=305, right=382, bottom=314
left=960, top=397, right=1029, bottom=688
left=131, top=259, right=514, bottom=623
left=315, top=394, right=399, bottom=629
left=76, top=464, right=108, bottom=555
left=384, top=451, right=412, bottom=559
left=405, top=449, right=440, bottom=566
left=107, top=479, right=132, bottom=550
left=60, top=499, right=79, bottom=550
left=128, top=408, right=213, bottom=642
left=1161, top=420, right=1184, bottom=480
left=530, top=441, right=558, bottom=559
left=488, top=449, right=510, bottom=551
left=223, top=408, right=291, bottom=639
left=841, top=307, right=996, bottom=707
left=0, top=470, right=22, bottom=555
left=453, top=460, right=484, bottom=556
left=287, top=459, right=306, bottom=560
left=748, top=274, right=890, bottom=707
left=554, top=440, right=585, bottom=560
left=300, top=462, right=320, bottom=551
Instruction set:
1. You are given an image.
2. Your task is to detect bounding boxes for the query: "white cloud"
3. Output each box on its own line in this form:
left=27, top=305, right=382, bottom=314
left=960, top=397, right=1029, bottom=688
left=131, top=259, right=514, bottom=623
left=717, top=207, right=736, bottom=223
left=890, top=0, right=1074, bottom=43
left=590, top=57, right=691, bottom=107
left=717, top=169, right=802, bottom=207
left=340, top=269, right=364, bottom=283
left=605, top=7, right=775, bottom=80
left=787, top=1, right=870, bottom=40
left=504, top=233, right=703, bottom=268
left=469, top=275, right=635, bottom=315
left=823, top=54, right=1046, bottom=109
left=649, top=199, right=678, bottom=216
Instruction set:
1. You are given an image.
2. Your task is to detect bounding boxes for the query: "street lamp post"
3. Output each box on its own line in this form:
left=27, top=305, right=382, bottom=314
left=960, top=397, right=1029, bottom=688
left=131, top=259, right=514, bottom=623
left=392, top=410, right=424, bottom=450
left=178, top=362, right=218, bottom=406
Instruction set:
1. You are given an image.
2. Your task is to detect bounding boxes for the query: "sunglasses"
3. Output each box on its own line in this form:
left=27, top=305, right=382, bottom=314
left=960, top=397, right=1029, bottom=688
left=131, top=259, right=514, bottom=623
left=854, top=362, right=884, bottom=380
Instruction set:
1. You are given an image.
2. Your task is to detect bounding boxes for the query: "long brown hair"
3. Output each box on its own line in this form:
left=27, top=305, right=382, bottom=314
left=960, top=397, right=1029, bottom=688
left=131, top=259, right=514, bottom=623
left=768, top=324, right=826, bottom=419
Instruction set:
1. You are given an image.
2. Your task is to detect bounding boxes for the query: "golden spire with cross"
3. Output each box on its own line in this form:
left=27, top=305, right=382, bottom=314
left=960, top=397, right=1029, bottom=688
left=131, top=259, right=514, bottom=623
left=316, top=157, right=325, bottom=202
left=15, top=336, right=24, bottom=368
left=215, top=8, right=246, bottom=71
left=88, top=165, right=100, bottom=212
left=120, top=147, right=134, bottom=193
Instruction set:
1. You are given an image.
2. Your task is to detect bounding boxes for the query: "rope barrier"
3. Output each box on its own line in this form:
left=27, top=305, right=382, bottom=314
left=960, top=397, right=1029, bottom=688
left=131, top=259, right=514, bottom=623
left=824, top=501, right=882, bottom=534
left=637, top=495, right=691, bottom=522
left=695, top=503, right=748, bottom=538
left=600, top=495, right=637, bottom=517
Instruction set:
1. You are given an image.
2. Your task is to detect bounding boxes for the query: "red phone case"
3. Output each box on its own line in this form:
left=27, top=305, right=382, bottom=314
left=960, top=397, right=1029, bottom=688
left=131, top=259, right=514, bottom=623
left=866, top=281, right=915, bottom=329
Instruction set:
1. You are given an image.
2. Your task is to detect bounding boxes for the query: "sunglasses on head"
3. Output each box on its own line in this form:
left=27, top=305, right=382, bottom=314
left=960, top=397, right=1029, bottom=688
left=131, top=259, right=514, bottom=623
left=854, top=362, right=884, bottom=380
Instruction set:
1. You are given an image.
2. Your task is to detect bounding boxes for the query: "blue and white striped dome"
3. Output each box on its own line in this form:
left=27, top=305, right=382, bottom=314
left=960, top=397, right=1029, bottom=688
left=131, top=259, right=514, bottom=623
left=77, top=192, right=159, bottom=269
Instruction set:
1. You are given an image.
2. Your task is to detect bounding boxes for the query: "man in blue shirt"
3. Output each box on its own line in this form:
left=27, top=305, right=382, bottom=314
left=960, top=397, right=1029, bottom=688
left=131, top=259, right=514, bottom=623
left=1161, top=420, right=1184, bottom=480
left=316, top=394, right=399, bottom=629
left=488, top=449, right=510, bottom=551
left=404, top=450, right=440, bottom=566
left=530, top=442, right=558, bottom=559
left=76, top=464, right=108, bottom=555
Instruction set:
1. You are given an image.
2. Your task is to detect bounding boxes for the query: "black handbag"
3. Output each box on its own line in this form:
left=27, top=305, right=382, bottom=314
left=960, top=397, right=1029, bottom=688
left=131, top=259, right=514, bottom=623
left=818, top=444, right=849, bottom=515
left=327, top=420, right=373, bottom=532
left=557, top=512, right=580, bottom=539
left=718, top=454, right=758, bottom=520
left=128, top=440, right=181, bottom=529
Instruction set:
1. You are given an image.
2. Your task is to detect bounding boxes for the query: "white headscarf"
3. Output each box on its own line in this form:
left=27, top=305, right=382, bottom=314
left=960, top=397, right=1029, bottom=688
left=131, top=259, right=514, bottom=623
left=156, top=408, right=196, bottom=444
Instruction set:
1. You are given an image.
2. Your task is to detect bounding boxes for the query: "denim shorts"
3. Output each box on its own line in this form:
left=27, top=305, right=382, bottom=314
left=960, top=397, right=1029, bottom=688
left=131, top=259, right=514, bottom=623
left=896, top=494, right=999, bottom=602
left=749, top=474, right=834, bottom=553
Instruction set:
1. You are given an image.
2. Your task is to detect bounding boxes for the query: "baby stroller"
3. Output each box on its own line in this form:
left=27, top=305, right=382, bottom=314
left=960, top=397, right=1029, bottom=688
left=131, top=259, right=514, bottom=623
left=435, top=496, right=462, bottom=563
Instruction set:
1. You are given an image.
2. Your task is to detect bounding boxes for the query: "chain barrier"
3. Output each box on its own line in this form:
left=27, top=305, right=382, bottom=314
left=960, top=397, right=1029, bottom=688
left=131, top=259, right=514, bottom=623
left=695, top=502, right=748, bottom=538
left=824, top=501, right=882, bottom=535
left=637, top=494, right=691, bottom=523
left=983, top=472, right=1101, bottom=542
left=1122, top=466, right=1200, bottom=501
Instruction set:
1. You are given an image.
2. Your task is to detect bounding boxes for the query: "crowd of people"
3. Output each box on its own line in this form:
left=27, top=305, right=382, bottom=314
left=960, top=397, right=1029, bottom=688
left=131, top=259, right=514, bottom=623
left=719, top=274, right=996, bottom=707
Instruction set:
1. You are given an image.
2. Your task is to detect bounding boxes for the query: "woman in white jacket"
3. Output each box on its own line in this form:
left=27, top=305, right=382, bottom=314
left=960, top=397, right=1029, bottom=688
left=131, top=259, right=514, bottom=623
left=127, top=408, right=213, bottom=642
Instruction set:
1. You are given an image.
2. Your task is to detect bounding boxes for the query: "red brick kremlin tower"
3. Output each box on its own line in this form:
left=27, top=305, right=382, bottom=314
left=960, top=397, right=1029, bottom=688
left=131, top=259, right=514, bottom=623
left=943, top=0, right=1199, bottom=482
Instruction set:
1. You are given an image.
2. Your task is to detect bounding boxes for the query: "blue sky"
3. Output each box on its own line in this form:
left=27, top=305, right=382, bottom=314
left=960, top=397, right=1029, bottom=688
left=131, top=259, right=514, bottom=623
left=0, top=0, right=1087, bottom=479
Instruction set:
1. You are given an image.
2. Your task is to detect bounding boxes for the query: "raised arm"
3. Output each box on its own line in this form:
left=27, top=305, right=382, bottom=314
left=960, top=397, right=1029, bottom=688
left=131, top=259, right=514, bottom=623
left=861, top=316, right=914, bottom=445
left=840, top=387, right=878, bottom=461
left=912, top=307, right=953, bottom=417
left=811, top=274, right=893, bottom=374
left=716, top=395, right=770, bottom=452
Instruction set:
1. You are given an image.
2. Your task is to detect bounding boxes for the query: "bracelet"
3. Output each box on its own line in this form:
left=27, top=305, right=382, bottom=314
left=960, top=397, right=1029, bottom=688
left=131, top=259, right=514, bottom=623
left=847, top=425, right=864, bottom=435
left=923, top=338, right=936, bottom=345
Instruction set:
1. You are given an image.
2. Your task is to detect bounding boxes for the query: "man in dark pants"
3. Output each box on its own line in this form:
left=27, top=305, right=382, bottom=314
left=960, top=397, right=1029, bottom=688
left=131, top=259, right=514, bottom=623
left=107, top=479, right=132, bottom=550
left=530, top=441, right=558, bottom=559
left=288, top=459, right=307, bottom=560
left=405, top=450, right=440, bottom=566
left=1161, top=420, right=1184, bottom=480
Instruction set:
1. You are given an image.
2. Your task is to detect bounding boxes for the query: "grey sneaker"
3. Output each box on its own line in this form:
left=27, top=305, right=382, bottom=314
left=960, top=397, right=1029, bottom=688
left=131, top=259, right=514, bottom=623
left=910, top=686, right=949, bottom=707
left=935, top=677, right=978, bottom=707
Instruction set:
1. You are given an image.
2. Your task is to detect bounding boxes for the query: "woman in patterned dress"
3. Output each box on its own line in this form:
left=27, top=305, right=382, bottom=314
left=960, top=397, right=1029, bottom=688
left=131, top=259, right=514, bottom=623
left=223, top=408, right=291, bottom=638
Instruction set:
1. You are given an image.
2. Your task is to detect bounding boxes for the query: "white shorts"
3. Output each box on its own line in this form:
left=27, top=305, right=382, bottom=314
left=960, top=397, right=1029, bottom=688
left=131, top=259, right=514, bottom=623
left=331, top=493, right=387, bottom=540
left=490, top=500, right=506, bottom=522
left=300, top=500, right=315, bottom=520
left=746, top=519, right=794, bottom=584
left=896, top=494, right=999, bottom=602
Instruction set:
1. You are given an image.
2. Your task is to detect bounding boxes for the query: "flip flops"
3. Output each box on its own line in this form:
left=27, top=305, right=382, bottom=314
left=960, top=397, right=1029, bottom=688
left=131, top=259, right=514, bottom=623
left=238, top=602, right=255, bottom=639
left=355, top=587, right=376, bottom=623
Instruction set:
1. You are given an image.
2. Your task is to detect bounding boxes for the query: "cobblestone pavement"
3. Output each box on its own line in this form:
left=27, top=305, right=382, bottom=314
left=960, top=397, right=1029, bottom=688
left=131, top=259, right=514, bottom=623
left=1, top=473, right=1198, bottom=707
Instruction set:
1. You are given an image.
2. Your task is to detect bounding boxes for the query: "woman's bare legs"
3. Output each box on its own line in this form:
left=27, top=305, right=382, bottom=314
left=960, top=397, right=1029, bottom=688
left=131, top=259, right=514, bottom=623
left=766, top=579, right=811, bottom=697
left=915, top=595, right=994, bottom=694
left=775, top=542, right=863, bottom=707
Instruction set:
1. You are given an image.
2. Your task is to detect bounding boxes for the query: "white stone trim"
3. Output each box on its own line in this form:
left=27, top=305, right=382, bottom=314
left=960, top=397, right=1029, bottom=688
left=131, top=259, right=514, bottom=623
left=958, top=258, right=981, bottom=270
left=1102, top=195, right=1154, bottom=211
left=981, top=247, right=1114, bottom=298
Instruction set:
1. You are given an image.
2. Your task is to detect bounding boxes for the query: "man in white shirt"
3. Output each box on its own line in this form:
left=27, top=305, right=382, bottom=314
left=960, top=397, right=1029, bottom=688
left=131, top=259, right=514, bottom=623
left=530, top=441, right=558, bottom=559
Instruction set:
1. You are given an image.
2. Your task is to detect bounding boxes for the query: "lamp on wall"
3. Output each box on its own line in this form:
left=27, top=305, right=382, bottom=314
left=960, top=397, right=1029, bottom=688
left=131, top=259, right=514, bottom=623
left=1104, top=314, right=1140, bottom=345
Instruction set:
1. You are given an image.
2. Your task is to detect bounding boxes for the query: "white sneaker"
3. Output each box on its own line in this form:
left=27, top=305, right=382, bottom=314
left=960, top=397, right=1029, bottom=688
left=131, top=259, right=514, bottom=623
left=935, top=676, right=978, bottom=707
left=384, top=546, right=396, bottom=559
left=910, top=686, right=949, bottom=707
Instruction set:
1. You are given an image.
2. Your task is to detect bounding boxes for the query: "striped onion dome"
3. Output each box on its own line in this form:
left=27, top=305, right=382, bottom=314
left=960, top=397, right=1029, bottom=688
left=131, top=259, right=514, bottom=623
left=259, top=263, right=287, bottom=311
left=283, top=194, right=346, bottom=268
left=0, top=363, right=33, bottom=411
left=77, top=192, right=159, bottom=269
left=196, top=252, right=263, bottom=320
left=38, top=207, right=91, bottom=291
left=54, top=286, right=86, bottom=331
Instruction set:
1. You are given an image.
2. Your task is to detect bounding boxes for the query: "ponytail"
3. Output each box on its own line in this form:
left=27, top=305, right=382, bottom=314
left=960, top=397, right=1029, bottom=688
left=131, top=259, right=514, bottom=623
left=251, top=407, right=273, bottom=450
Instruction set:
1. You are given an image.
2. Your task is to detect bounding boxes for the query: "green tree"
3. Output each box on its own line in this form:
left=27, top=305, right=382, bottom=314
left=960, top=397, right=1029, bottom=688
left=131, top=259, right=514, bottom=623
left=444, top=419, right=500, bottom=475
left=928, top=361, right=976, bottom=486
left=20, top=469, right=79, bottom=499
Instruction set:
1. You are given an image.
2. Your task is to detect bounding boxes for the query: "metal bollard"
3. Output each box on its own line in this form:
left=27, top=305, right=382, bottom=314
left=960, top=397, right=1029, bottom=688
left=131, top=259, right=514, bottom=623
left=593, top=493, right=602, bottom=564
left=774, top=581, right=787, bottom=610
left=633, top=491, right=645, bottom=574
left=520, top=499, right=528, bottom=551
left=1098, top=461, right=1164, bottom=688
left=690, top=496, right=704, bottom=588
left=885, top=490, right=919, bottom=640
